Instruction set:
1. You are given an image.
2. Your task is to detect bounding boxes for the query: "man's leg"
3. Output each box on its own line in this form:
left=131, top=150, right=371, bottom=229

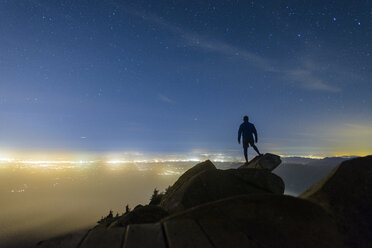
left=251, top=143, right=262, bottom=155
left=244, top=146, right=248, bottom=163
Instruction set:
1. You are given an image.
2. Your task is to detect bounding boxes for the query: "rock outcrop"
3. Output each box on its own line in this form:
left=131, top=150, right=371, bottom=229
left=160, top=161, right=284, bottom=213
left=159, top=160, right=216, bottom=205
left=239, top=153, right=281, bottom=171
left=162, top=194, right=345, bottom=248
left=300, top=155, right=372, bottom=247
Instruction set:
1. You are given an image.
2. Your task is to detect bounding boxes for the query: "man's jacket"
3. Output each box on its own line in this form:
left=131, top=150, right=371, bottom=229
left=238, top=121, right=258, bottom=142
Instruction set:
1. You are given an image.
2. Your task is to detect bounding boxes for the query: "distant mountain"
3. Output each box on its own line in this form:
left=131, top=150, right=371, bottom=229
left=281, top=156, right=351, bottom=165
left=275, top=157, right=352, bottom=195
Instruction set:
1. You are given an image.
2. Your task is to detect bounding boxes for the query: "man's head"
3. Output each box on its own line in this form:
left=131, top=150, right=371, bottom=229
left=243, top=116, right=249, bottom=122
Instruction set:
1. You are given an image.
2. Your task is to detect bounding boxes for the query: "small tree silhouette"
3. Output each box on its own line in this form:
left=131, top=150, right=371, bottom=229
left=149, top=188, right=165, bottom=205
left=108, top=210, right=113, bottom=219
left=125, top=204, right=131, bottom=214
left=97, top=210, right=114, bottom=224
left=165, top=185, right=171, bottom=194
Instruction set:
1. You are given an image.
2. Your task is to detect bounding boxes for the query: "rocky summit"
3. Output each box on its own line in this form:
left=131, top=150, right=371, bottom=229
left=37, top=154, right=372, bottom=248
left=160, top=159, right=285, bottom=214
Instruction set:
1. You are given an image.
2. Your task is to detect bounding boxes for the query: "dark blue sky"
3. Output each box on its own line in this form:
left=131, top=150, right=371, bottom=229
left=0, top=0, right=371, bottom=158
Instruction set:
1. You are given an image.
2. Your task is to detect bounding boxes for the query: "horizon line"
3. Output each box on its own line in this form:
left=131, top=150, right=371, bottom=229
left=0, top=154, right=363, bottom=165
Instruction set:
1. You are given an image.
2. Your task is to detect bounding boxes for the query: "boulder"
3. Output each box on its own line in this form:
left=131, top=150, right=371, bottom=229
left=160, top=160, right=216, bottom=207
left=110, top=205, right=169, bottom=228
left=160, top=166, right=284, bottom=213
left=226, top=168, right=284, bottom=195
left=162, top=194, right=345, bottom=248
left=239, top=153, right=281, bottom=171
left=300, top=155, right=372, bottom=247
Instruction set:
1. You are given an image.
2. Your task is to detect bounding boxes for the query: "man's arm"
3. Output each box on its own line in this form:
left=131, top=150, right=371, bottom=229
left=252, top=125, right=258, bottom=143
left=238, top=125, right=242, bottom=144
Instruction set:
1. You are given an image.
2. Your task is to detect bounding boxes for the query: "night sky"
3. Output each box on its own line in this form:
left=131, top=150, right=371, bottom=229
left=0, top=0, right=371, bottom=159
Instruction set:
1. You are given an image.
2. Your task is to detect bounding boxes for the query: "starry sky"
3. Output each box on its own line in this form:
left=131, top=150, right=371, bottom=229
left=0, top=0, right=371, bottom=159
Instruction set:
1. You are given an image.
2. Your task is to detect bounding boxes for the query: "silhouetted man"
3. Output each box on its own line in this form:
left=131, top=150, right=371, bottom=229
left=238, top=116, right=261, bottom=163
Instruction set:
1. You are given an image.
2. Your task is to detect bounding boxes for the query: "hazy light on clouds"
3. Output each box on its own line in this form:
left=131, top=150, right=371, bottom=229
left=157, top=94, right=174, bottom=104
left=117, top=3, right=342, bottom=93
left=288, top=121, right=372, bottom=156
left=286, top=69, right=340, bottom=92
